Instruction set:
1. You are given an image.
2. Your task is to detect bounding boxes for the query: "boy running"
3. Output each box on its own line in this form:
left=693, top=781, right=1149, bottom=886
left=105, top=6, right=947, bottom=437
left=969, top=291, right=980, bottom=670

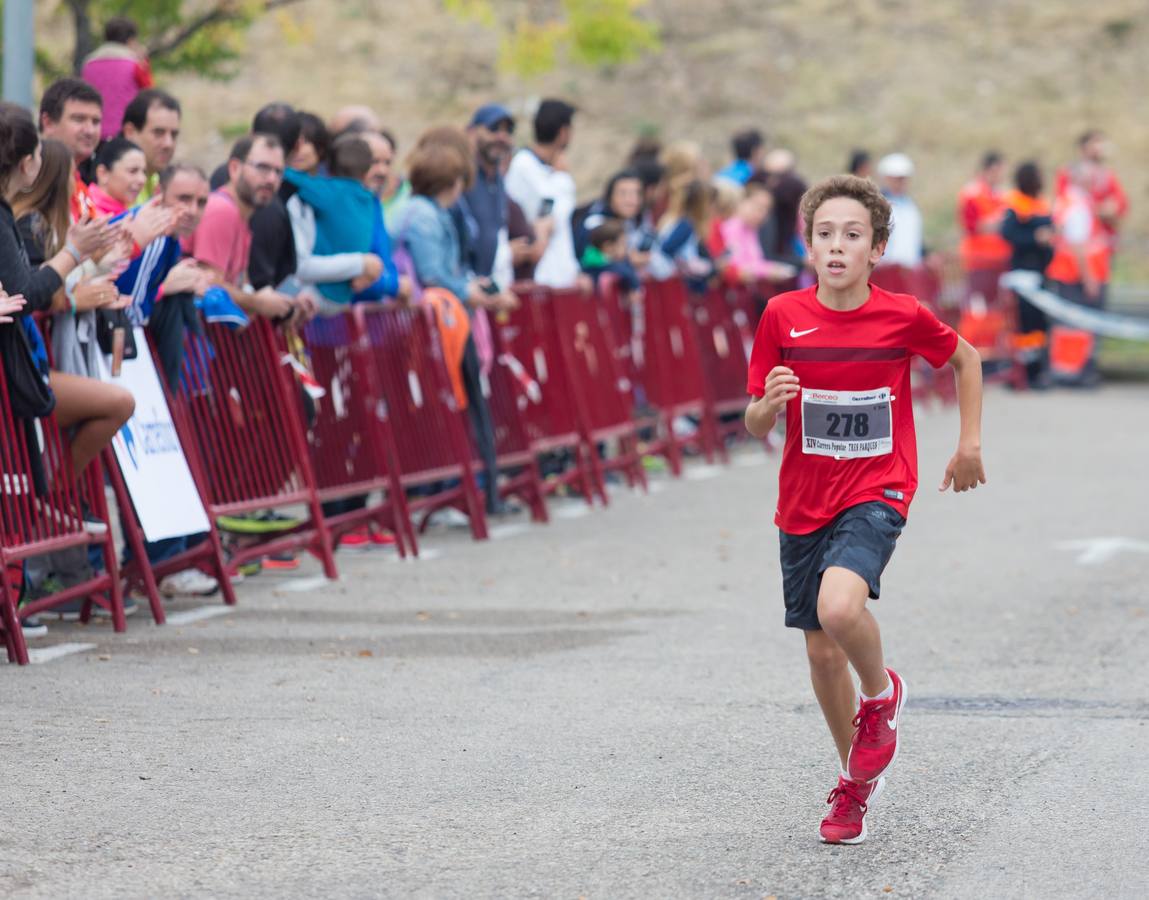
left=744, top=175, right=985, bottom=844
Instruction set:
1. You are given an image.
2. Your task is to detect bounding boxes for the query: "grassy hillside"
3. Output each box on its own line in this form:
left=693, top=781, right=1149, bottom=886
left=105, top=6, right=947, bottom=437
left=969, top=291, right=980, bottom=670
left=38, top=0, right=1149, bottom=277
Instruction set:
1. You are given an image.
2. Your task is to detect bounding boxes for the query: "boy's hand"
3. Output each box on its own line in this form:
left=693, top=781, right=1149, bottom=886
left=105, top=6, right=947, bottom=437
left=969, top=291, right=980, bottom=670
left=762, top=365, right=799, bottom=416
left=940, top=445, right=986, bottom=493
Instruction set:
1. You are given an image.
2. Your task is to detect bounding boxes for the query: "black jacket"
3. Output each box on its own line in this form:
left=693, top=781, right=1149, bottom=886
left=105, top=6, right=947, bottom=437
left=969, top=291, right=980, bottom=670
left=0, top=199, right=62, bottom=311
left=1001, top=207, right=1054, bottom=274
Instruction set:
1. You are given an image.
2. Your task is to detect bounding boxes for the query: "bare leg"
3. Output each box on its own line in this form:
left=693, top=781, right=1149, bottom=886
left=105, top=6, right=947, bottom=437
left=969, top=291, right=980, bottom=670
left=49, top=371, right=135, bottom=475
left=817, top=566, right=889, bottom=698
left=804, top=628, right=856, bottom=769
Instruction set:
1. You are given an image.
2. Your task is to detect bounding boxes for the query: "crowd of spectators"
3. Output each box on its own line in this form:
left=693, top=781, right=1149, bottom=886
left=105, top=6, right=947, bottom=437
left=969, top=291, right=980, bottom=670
left=0, top=16, right=1128, bottom=637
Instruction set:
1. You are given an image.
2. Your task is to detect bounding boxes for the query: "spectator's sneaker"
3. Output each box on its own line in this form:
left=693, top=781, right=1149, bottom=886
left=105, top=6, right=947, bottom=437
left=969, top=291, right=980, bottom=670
left=20, top=614, right=48, bottom=639
left=338, top=528, right=373, bottom=550
left=819, top=775, right=886, bottom=845
left=94, top=597, right=139, bottom=619
left=236, top=560, right=263, bottom=578
left=429, top=507, right=471, bottom=529
left=262, top=551, right=300, bottom=571
left=23, top=577, right=78, bottom=620
left=217, top=511, right=302, bottom=535
left=159, top=569, right=220, bottom=598
left=34, top=500, right=86, bottom=534
left=848, top=668, right=907, bottom=783
left=47, top=598, right=86, bottom=621
left=641, top=454, right=668, bottom=473
left=369, top=530, right=397, bottom=546
left=81, top=501, right=108, bottom=536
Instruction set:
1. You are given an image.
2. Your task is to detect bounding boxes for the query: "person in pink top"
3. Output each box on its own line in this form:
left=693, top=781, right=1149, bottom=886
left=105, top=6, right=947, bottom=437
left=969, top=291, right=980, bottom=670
left=81, top=17, right=153, bottom=140
left=718, top=181, right=796, bottom=286
left=182, top=133, right=299, bottom=321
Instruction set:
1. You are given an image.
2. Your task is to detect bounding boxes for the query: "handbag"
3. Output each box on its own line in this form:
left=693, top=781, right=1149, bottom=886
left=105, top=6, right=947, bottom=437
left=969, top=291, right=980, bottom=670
left=0, top=319, right=56, bottom=419
left=94, top=307, right=138, bottom=359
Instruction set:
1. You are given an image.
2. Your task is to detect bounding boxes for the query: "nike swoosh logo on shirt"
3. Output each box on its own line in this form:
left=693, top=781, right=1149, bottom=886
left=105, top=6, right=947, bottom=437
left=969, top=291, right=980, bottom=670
left=887, top=713, right=898, bottom=730
left=789, top=327, right=819, bottom=338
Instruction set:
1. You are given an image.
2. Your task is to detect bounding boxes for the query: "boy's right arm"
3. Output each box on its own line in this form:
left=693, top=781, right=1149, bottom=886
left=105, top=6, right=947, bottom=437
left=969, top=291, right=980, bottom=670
left=744, top=366, right=799, bottom=438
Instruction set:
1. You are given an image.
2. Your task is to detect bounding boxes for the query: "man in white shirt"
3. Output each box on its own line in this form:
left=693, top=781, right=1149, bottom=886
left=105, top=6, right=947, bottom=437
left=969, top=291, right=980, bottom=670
left=504, top=98, right=580, bottom=288
left=876, top=153, right=924, bottom=269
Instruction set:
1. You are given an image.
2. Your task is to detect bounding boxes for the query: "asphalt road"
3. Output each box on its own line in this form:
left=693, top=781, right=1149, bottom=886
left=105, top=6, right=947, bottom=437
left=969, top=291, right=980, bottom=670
left=3, top=383, right=1147, bottom=899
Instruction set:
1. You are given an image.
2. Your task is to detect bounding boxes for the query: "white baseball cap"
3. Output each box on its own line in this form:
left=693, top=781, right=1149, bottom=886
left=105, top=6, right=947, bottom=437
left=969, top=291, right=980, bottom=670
left=877, top=152, right=915, bottom=178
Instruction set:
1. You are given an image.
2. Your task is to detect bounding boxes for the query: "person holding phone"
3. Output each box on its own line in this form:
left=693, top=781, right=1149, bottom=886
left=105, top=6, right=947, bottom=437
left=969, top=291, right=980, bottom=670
left=504, top=99, right=581, bottom=288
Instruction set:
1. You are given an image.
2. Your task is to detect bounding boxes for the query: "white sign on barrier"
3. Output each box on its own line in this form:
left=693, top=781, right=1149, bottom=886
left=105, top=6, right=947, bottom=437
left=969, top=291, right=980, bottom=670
left=99, top=328, right=210, bottom=542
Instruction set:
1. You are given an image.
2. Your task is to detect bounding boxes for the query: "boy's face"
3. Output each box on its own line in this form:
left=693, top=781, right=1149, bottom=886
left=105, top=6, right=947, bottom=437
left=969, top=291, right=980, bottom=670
left=808, top=197, right=885, bottom=288
left=603, top=236, right=627, bottom=260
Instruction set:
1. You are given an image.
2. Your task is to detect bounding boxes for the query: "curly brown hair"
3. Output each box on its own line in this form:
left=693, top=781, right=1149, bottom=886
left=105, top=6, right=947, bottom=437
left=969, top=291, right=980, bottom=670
left=800, top=175, right=892, bottom=248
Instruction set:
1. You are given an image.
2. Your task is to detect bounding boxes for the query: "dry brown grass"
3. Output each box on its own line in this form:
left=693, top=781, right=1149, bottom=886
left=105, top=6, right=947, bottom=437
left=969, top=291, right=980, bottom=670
left=37, top=0, right=1149, bottom=276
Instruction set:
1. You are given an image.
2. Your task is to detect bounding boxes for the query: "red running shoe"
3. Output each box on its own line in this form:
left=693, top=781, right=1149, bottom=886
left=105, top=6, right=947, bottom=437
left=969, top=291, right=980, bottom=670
left=819, top=774, right=885, bottom=844
left=338, top=528, right=371, bottom=549
left=339, top=527, right=396, bottom=549
left=262, top=551, right=300, bottom=571
left=847, top=668, right=907, bottom=783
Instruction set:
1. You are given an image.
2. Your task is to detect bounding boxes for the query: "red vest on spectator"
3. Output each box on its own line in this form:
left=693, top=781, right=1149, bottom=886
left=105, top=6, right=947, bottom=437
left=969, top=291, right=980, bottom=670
left=957, top=178, right=1010, bottom=271
left=1054, top=164, right=1127, bottom=248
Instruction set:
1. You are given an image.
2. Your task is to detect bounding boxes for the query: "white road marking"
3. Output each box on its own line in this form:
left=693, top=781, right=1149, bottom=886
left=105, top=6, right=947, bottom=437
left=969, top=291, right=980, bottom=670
left=1057, top=537, right=1149, bottom=566
left=165, top=605, right=234, bottom=626
left=28, top=642, right=97, bottom=664
left=685, top=465, right=723, bottom=481
left=734, top=453, right=770, bottom=467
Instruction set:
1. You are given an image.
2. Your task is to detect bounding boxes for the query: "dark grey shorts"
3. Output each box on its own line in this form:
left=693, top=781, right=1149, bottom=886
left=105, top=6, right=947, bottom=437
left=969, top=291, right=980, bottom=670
left=778, top=501, right=905, bottom=630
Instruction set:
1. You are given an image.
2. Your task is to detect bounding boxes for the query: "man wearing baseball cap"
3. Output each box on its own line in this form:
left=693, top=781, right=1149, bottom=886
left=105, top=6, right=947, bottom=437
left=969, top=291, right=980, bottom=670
left=876, top=152, right=924, bottom=268
left=458, top=104, right=519, bottom=288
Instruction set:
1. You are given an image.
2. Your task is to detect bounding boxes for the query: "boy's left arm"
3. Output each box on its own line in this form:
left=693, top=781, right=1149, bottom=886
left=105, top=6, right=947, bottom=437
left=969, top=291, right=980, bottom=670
left=940, top=336, right=987, bottom=493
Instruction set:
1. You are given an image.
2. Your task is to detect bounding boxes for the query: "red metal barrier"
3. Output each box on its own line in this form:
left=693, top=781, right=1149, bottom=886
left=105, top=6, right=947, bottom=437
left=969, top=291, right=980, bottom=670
left=498, top=287, right=597, bottom=504
left=636, top=278, right=720, bottom=473
left=169, top=318, right=337, bottom=578
left=546, top=286, right=646, bottom=503
left=358, top=304, right=489, bottom=539
left=692, top=284, right=762, bottom=451
left=481, top=320, right=549, bottom=522
left=298, top=311, right=418, bottom=554
left=0, top=363, right=125, bottom=664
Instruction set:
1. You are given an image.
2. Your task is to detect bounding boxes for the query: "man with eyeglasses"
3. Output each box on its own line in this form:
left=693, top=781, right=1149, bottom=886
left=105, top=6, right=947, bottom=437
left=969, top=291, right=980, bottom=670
left=183, top=132, right=298, bottom=320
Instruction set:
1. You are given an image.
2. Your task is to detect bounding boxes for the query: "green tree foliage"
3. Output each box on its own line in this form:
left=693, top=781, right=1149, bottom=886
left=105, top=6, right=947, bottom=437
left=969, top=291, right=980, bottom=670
left=450, top=0, right=661, bottom=77
left=20, top=0, right=303, bottom=80
left=11, top=0, right=656, bottom=85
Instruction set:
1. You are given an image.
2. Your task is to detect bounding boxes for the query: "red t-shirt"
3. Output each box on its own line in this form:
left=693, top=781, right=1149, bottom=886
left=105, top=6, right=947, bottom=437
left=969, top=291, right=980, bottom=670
left=747, top=284, right=958, bottom=534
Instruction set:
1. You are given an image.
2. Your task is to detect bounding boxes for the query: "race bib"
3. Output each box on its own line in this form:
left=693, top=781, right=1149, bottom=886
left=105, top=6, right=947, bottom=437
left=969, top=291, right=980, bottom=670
left=801, top=387, right=893, bottom=459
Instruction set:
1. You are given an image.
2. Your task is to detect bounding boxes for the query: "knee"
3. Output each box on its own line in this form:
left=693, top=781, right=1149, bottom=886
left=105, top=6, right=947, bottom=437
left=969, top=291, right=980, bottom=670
left=806, top=637, right=847, bottom=678
left=817, top=589, right=862, bottom=635
left=107, top=386, right=135, bottom=427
